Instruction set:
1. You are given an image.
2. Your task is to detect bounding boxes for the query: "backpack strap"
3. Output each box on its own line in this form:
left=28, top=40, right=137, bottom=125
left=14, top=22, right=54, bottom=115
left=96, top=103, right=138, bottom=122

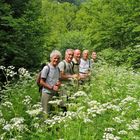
left=46, top=64, right=50, bottom=78
left=62, top=60, right=66, bottom=70
left=45, top=64, right=60, bottom=78
left=57, top=67, right=60, bottom=73
left=40, top=64, right=50, bottom=79
left=89, top=60, right=91, bottom=68
left=71, top=61, right=74, bottom=73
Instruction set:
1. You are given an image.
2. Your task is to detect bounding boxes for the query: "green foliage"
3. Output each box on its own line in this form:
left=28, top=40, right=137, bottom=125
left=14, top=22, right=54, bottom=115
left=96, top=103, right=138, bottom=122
left=99, top=44, right=140, bottom=70
left=0, top=0, right=45, bottom=69
left=42, top=0, right=78, bottom=60
left=41, top=0, right=139, bottom=69
left=0, top=64, right=140, bottom=139
left=58, top=31, right=88, bottom=55
left=3, top=0, right=29, bottom=17
left=1, top=0, right=140, bottom=70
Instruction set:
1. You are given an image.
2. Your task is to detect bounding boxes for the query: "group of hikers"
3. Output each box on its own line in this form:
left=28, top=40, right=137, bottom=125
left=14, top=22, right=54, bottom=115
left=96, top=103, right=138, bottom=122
left=38, top=49, right=97, bottom=114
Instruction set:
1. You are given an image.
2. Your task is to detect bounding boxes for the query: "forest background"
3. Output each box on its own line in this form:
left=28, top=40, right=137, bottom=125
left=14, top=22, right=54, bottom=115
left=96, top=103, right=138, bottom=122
left=0, top=0, right=140, bottom=83
left=0, top=0, right=140, bottom=139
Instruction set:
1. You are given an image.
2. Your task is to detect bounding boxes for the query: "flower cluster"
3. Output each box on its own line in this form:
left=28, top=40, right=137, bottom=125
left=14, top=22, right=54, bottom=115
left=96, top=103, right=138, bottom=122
left=3, top=117, right=26, bottom=132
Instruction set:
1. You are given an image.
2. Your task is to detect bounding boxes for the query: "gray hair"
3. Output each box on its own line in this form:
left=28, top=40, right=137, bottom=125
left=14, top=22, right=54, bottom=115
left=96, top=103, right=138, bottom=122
left=50, top=50, right=62, bottom=59
left=82, top=50, right=89, bottom=54
left=65, top=49, right=74, bottom=55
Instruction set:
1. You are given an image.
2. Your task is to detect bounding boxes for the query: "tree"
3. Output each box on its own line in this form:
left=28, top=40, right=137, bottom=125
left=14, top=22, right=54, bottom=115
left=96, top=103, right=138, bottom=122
left=0, top=0, right=45, bottom=69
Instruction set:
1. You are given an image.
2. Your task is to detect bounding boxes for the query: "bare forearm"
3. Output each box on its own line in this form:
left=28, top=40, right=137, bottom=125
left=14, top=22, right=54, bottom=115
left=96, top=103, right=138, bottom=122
left=40, top=79, right=52, bottom=90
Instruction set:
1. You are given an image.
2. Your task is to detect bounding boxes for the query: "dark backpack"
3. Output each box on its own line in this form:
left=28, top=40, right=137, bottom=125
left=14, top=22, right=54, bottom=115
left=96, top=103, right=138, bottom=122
left=36, top=65, right=50, bottom=92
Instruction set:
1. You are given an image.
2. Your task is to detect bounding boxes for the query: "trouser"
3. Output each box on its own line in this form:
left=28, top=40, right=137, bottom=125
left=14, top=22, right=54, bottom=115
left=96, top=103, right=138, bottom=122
left=79, top=73, right=91, bottom=84
left=41, top=92, right=66, bottom=114
left=41, top=92, right=53, bottom=114
left=60, top=80, right=79, bottom=101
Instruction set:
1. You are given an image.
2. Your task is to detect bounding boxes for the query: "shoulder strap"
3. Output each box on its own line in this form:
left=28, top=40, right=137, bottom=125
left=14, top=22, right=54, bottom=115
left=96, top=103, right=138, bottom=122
left=71, top=61, right=74, bottom=70
left=57, top=67, right=60, bottom=73
left=71, top=61, right=74, bottom=74
left=46, top=64, right=50, bottom=77
left=63, top=60, right=66, bottom=70
left=89, top=60, right=91, bottom=68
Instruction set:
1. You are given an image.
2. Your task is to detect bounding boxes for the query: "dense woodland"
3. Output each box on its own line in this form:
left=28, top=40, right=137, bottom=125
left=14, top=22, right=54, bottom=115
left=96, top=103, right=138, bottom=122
left=0, top=0, right=140, bottom=69
left=0, top=0, right=140, bottom=70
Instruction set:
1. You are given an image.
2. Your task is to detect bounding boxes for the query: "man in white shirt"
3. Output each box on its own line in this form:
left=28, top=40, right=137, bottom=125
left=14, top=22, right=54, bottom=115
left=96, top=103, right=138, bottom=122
left=79, top=50, right=91, bottom=79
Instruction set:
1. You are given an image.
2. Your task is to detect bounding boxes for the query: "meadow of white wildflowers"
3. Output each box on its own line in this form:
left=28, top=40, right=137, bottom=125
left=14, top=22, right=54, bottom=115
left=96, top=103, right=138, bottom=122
left=0, top=63, right=140, bottom=140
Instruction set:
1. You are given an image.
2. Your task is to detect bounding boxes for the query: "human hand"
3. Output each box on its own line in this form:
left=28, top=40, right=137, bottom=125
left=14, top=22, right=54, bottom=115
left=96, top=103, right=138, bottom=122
left=52, top=85, right=59, bottom=91
left=55, top=81, right=61, bottom=86
left=72, top=74, right=79, bottom=79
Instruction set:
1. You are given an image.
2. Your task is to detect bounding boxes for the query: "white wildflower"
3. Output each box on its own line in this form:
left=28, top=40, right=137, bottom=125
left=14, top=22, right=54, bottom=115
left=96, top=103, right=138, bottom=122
left=0, top=118, right=6, bottom=125
left=66, top=103, right=76, bottom=107
left=73, top=91, right=87, bottom=97
left=67, top=96, right=75, bottom=100
left=3, top=124, right=13, bottom=131
left=92, top=114, right=96, bottom=118
left=105, top=127, right=115, bottom=132
left=120, top=96, right=136, bottom=106
left=84, top=118, right=92, bottom=123
left=77, top=106, right=85, bottom=112
left=26, top=108, right=42, bottom=117
left=113, top=117, right=124, bottom=124
left=48, top=99, right=63, bottom=105
left=33, top=123, right=40, bottom=129
left=53, top=116, right=64, bottom=124
left=10, top=117, right=24, bottom=124
left=118, top=130, right=128, bottom=135
left=103, top=132, right=120, bottom=140
left=0, top=132, right=6, bottom=140
left=32, top=102, right=42, bottom=109
left=44, top=119, right=55, bottom=125
left=0, top=66, right=6, bottom=70
left=18, top=67, right=27, bottom=75
left=18, top=67, right=31, bottom=78
left=88, top=100, right=100, bottom=107
left=8, top=66, right=15, bottom=69
left=65, top=111, right=77, bottom=119
left=2, top=101, right=13, bottom=108
left=127, top=119, right=140, bottom=131
left=22, top=95, right=32, bottom=105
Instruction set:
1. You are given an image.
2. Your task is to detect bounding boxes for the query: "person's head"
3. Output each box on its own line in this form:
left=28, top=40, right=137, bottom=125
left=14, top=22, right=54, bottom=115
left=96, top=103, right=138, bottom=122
left=65, top=49, right=74, bottom=63
left=91, top=51, right=97, bottom=60
left=50, top=50, right=62, bottom=67
left=82, top=50, right=89, bottom=60
left=74, top=49, right=81, bottom=62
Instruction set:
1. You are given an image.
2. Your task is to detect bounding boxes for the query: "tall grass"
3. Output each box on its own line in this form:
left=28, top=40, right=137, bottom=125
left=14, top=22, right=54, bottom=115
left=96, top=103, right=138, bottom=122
left=0, top=63, right=140, bottom=140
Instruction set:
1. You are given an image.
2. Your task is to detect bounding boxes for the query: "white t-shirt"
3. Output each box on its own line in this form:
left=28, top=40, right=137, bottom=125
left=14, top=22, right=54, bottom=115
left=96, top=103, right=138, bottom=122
left=79, top=58, right=91, bottom=73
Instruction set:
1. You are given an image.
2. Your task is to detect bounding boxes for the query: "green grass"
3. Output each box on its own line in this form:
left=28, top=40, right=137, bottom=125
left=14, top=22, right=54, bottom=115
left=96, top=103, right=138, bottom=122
left=0, top=63, right=140, bottom=140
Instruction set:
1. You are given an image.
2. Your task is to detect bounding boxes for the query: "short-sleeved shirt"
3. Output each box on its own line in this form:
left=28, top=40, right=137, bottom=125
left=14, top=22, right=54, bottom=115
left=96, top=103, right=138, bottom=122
left=71, top=58, right=79, bottom=74
left=58, top=60, right=73, bottom=75
left=79, top=58, right=91, bottom=74
left=41, top=63, right=60, bottom=94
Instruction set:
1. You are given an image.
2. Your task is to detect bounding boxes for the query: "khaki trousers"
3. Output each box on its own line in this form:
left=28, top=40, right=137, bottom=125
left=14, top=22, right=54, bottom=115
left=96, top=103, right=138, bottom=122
left=41, top=92, right=53, bottom=114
